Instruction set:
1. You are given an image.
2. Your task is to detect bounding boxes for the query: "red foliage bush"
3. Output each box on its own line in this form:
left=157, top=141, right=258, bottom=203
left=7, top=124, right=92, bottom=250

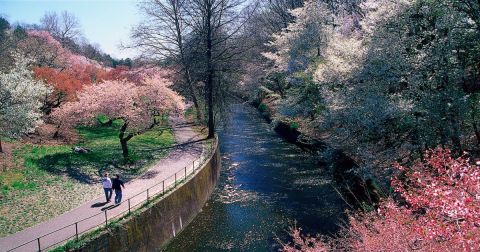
left=33, top=67, right=83, bottom=101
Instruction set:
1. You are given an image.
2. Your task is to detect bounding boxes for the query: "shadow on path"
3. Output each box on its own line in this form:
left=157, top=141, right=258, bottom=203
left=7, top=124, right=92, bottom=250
left=91, top=202, right=107, bottom=208
left=101, top=204, right=120, bottom=211
left=145, top=138, right=208, bottom=152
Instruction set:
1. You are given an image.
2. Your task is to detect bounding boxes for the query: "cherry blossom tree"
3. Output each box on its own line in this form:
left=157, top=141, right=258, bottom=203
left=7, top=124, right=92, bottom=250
left=26, top=31, right=118, bottom=114
left=17, top=30, right=66, bottom=68
left=263, top=0, right=333, bottom=73
left=0, top=53, right=52, bottom=152
left=281, top=204, right=420, bottom=251
left=33, top=64, right=111, bottom=114
left=280, top=224, right=329, bottom=252
left=51, top=73, right=184, bottom=159
left=24, top=30, right=101, bottom=71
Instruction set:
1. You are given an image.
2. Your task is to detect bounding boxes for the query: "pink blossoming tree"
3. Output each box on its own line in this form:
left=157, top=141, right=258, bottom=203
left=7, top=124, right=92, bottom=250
left=51, top=73, right=184, bottom=159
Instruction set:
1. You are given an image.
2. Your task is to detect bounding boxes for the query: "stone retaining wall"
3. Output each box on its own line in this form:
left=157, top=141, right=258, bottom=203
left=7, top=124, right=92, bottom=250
left=77, top=139, right=221, bottom=252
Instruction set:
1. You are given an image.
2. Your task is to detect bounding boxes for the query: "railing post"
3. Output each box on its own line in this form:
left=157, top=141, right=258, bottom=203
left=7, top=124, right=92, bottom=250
left=128, top=199, right=131, bottom=215
left=75, top=222, right=79, bottom=240
left=175, top=173, right=176, bottom=186
left=104, top=210, right=108, bottom=227
left=37, top=237, right=41, bottom=252
left=193, top=160, right=195, bottom=172
left=185, top=167, right=187, bottom=179
left=162, top=180, right=165, bottom=194
left=147, top=189, right=150, bottom=203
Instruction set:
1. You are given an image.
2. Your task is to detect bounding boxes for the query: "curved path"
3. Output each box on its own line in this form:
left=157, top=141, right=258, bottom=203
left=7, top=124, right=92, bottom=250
left=0, top=117, right=205, bottom=252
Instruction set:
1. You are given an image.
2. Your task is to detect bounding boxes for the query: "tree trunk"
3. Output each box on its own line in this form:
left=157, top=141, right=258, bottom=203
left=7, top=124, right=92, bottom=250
left=190, top=82, right=203, bottom=122
left=448, top=106, right=462, bottom=151
left=0, top=136, right=3, bottom=153
left=184, top=67, right=203, bottom=123
left=206, top=1, right=215, bottom=139
left=118, top=121, right=134, bottom=159
left=53, top=125, right=60, bottom=139
left=120, top=138, right=129, bottom=159
left=172, top=0, right=203, bottom=123
left=470, top=104, right=480, bottom=146
left=472, top=118, right=480, bottom=146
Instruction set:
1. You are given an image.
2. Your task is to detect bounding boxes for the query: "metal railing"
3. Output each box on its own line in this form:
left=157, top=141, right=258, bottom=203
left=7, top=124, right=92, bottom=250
left=5, top=137, right=217, bottom=252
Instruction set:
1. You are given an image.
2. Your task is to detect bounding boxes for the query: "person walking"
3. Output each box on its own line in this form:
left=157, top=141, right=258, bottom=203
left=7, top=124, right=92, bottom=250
left=102, top=172, right=112, bottom=202
left=112, top=174, right=125, bottom=205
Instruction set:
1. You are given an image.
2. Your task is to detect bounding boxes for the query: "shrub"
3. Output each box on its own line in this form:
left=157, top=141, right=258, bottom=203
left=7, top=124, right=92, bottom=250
left=281, top=148, right=480, bottom=251
left=258, top=103, right=268, bottom=112
left=289, top=121, right=299, bottom=131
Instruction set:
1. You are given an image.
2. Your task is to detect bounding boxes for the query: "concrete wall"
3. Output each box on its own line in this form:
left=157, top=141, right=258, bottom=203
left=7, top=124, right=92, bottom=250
left=77, top=140, right=221, bottom=252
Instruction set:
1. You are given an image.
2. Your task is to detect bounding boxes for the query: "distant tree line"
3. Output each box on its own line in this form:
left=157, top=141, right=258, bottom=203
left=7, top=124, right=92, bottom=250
left=0, top=14, right=133, bottom=69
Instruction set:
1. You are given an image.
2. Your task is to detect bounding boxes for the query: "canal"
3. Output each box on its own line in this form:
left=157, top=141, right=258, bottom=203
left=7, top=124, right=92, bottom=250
left=165, top=103, right=347, bottom=251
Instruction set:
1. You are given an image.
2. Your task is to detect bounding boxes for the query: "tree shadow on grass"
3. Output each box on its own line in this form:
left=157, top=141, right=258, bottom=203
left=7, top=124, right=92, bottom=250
left=30, top=137, right=209, bottom=185
left=142, top=137, right=207, bottom=151
left=33, top=151, right=110, bottom=184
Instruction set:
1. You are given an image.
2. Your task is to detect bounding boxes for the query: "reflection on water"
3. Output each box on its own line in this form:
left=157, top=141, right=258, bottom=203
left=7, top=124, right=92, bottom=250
left=164, top=103, right=347, bottom=251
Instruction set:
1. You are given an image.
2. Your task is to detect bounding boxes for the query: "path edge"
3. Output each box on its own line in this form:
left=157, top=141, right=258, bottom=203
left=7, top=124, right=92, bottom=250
left=56, top=136, right=221, bottom=252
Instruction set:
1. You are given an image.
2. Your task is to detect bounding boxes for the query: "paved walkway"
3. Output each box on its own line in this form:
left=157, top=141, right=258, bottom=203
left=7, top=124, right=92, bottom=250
left=0, top=118, right=205, bottom=252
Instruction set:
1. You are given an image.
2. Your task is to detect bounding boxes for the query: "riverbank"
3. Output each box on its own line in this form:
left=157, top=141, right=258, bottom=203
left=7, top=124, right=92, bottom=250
left=249, top=88, right=381, bottom=206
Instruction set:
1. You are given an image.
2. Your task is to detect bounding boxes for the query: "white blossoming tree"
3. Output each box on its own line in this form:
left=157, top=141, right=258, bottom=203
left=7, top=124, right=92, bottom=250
left=263, top=0, right=333, bottom=73
left=0, top=53, right=52, bottom=152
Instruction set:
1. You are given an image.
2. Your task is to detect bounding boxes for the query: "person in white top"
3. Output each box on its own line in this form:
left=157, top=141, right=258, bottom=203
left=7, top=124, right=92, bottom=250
left=102, top=172, right=112, bottom=202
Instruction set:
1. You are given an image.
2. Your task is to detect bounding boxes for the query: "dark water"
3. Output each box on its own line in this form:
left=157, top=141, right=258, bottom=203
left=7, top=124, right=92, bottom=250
left=164, top=103, right=347, bottom=251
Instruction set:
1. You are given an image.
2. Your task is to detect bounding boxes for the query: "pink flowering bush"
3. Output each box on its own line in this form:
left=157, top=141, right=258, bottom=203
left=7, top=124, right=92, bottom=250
left=280, top=223, right=329, bottom=252
left=282, top=148, right=480, bottom=251
left=391, top=148, right=480, bottom=249
left=282, top=206, right=423, bottom=251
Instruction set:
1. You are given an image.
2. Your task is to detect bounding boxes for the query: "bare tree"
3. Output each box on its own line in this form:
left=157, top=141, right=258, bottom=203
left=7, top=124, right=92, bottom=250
left=186, top=0, right=252, bottom=138
left=133, top=0, right=203, bottom=121
left=40, top=11, right=82, bottom=45
left=265, top=0, right=304, bottom=30
left=133, top=0, right=251, bottom=137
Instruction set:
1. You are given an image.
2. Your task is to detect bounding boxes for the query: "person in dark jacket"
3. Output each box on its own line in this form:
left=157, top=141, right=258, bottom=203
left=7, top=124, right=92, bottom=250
left=112, top=174, right=125, bottom=205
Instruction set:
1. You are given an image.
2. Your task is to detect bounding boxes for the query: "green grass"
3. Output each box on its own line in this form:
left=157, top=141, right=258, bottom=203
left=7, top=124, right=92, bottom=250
left=0, top=119, right=175, bottom=237
left=184, top=105, right=207, bottom=124
left=184, top=106, right=196, bottom=119
left=289, top=121, right=300, bottom=131
left=15, top=119, right=175, bottom=182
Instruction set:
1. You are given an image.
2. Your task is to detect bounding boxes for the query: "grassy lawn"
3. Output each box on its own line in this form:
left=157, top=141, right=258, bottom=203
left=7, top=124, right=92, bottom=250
left=184, top=106, right=197, bottom=122
left=0, top=119, right=175, bottom=237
